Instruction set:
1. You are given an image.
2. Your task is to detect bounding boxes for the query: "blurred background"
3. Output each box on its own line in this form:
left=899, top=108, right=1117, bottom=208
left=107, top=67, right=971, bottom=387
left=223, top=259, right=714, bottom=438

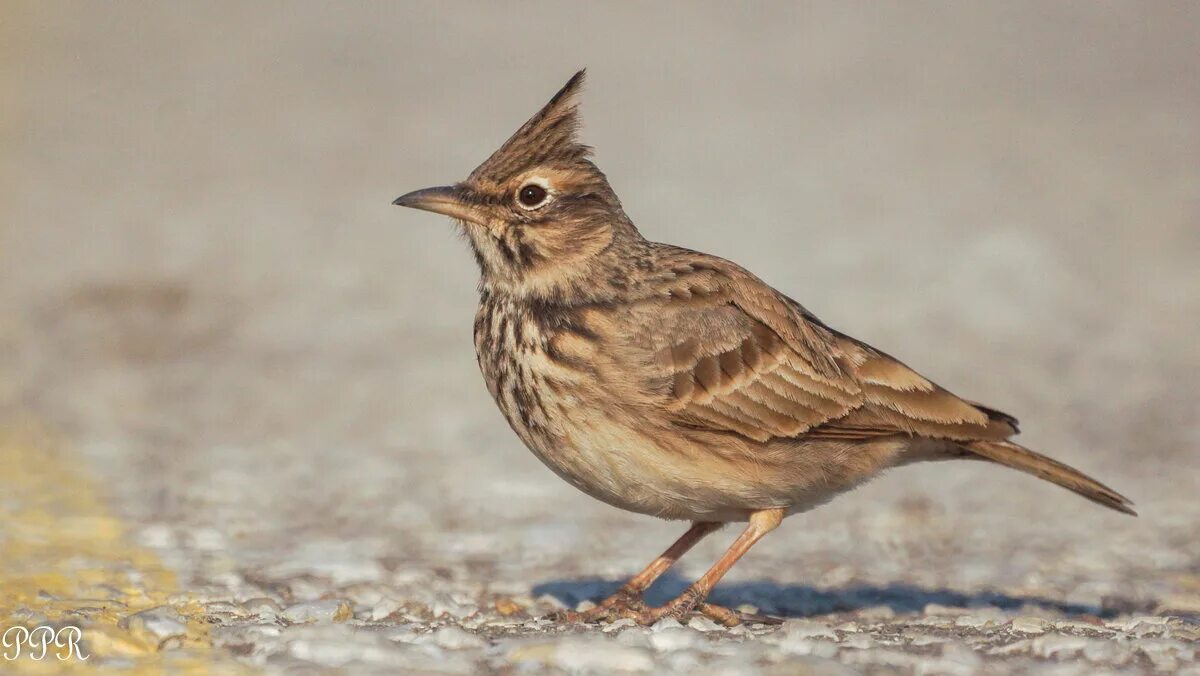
left=1, top=1, right=1198, bottom=667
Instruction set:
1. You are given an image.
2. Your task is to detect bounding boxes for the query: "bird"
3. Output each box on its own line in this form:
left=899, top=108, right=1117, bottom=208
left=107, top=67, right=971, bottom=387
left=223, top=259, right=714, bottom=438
left=392, top=70, right=1135, bottom=627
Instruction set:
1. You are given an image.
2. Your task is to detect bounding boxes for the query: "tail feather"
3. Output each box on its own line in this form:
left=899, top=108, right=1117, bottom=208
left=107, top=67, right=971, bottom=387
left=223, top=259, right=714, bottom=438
left=962, top=440, right=1136, bottom=516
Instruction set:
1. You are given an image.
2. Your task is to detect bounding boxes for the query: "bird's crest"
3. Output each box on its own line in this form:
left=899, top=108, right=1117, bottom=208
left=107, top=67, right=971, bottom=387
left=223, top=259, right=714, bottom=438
left=468, top=70, right=591, bottom=185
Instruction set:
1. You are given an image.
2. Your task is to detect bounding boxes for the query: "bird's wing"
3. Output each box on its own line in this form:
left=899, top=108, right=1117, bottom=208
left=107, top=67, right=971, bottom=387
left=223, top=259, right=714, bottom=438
left=645, top=256, right=1015, bottom=443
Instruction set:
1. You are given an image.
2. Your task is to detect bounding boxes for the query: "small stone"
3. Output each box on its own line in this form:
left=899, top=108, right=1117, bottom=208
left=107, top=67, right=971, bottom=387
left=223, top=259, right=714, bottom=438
left=954, top=614, right=995, bottom=629
left=575, top=600, right=597, bottom=612
left=1010, top=616, right=1049, bottom=634
left=1107, top=614, right=1169, bottom=632
left=281, top=600, right=352, bottom=624
left=650, top=617, right=684, bottom=632
left=909, top=615, right=955, bottom=628
left=431, top=593, right=477, bottom=619
left=119, top=606, right=187, bottom=650
left=494, top=597, right=524, bottom=617
left=204, top=601, right=248, bottom=619
left=1127, top=616, right=1172, bottom=637
left=686, top=616, right=722, bottom=632
left=602, top=618, right=636, bottom=633
left=243, top=597, right=282, bottom=615
left=370, top=597, right=402, bottom=621
left=1052, top=619, right=1111, bottom=634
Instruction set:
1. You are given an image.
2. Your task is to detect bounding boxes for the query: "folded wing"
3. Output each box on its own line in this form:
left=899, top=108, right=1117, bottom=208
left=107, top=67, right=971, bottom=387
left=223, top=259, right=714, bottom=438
left=647, top=255, right=1015, bottom=443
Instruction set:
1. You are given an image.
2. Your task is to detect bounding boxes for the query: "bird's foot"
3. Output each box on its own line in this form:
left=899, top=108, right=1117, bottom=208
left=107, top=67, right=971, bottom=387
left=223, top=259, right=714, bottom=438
left=625, top=595, right=781, bottom=627
left=555, top=586, right=649, bottom=623
left=555, top=587, right=783, bottom=627
left=696, top=602, right=783, bottom=627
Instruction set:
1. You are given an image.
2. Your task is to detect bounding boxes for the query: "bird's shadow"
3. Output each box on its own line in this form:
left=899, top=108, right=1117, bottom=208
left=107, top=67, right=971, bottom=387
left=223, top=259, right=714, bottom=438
left=533, top=572, right=1135, bottom=619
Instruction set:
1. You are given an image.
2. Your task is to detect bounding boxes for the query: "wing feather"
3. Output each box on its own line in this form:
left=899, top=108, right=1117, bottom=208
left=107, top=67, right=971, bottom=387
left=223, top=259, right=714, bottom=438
left=649, top=250, right=1015, bottom=444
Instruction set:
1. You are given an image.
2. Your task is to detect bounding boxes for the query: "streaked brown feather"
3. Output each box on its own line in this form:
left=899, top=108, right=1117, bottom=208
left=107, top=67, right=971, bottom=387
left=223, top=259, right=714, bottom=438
left=649, top=250, right=1002, bottom=445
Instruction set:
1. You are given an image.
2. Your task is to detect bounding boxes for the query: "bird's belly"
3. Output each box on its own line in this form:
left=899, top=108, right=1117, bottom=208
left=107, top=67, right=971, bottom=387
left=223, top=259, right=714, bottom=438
left=492, top=376, right=689, bottom=518
left=492, top=376, right=862, bottom=521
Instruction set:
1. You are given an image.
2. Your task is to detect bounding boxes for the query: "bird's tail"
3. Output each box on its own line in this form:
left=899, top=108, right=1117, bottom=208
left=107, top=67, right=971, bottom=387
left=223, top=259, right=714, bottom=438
left=960, top=440, right=1136, bottom=516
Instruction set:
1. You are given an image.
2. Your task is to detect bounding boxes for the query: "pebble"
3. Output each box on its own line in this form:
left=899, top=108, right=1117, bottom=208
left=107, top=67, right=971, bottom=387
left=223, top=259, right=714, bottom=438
left=651, top=617, right=685, bottom=632
left=204, top=601, right=249, bottom=620
left=119, top=606, right=188, bottom=649
left=954, top=614, right=996, bottom=629
left=282, top=600, right=353, bottom=624
left=370, top=597, right=402, bottom=621
left=430, top=593, right=478, bottom=619
left=1053, top=619, right=1111, bottom=634
left=687, top=616, right=723, bottom=632
left=1010, top=616, right=1049, bottom=634
left=602, top=618, right=636, bottom=633
left=908, top=634, right=946, bottom=647
left=242, top=597, right=282, bottom=615
left=1107, top=614, right=1169, bottom=632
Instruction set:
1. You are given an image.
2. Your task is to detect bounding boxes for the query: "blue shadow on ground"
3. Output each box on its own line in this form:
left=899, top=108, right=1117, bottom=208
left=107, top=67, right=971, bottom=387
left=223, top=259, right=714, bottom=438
left=533, top=571, right=1137, bottom=619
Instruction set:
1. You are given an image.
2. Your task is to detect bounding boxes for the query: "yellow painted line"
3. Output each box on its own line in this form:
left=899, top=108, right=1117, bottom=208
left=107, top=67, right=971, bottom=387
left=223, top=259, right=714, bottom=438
left=0, top=422, right=244, bottom=672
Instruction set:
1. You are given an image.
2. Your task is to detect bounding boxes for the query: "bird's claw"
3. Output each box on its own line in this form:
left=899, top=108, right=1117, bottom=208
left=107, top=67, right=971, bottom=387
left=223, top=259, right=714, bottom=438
left=556, top=586, right=783, bottom=628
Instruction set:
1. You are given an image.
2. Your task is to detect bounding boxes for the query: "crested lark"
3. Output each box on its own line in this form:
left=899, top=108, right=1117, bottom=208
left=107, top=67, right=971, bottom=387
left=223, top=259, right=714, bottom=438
left=394, top=70, right=1135, bottom=626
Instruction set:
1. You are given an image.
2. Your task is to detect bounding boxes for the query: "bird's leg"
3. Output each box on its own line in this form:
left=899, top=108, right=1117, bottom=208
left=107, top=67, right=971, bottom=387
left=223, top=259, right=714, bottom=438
left=572, top=521, right=721, bottom=622
left=634, top=507, right=784, bottom=627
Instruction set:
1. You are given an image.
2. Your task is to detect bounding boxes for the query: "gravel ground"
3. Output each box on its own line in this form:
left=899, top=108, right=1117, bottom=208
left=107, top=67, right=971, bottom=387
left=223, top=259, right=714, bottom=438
left=2, top=2, right=1198, bottom=673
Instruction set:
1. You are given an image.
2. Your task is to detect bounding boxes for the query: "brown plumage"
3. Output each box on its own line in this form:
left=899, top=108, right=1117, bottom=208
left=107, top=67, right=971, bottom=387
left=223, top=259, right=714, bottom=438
left=393, top=70, right=1135, bottom=626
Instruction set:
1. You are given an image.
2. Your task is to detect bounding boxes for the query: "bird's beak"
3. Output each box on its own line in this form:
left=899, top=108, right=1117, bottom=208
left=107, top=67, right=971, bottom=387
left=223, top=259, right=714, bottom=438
left=392, top=185, right=487, bottom=225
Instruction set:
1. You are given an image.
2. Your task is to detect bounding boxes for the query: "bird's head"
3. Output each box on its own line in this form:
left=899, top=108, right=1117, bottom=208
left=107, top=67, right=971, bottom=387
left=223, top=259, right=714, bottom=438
left=394, top=70, right=639, bottom=297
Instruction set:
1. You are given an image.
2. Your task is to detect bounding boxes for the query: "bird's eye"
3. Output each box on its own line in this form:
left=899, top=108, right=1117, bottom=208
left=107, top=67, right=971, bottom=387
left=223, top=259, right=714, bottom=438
left=517, top=183, right=550, bottom=209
